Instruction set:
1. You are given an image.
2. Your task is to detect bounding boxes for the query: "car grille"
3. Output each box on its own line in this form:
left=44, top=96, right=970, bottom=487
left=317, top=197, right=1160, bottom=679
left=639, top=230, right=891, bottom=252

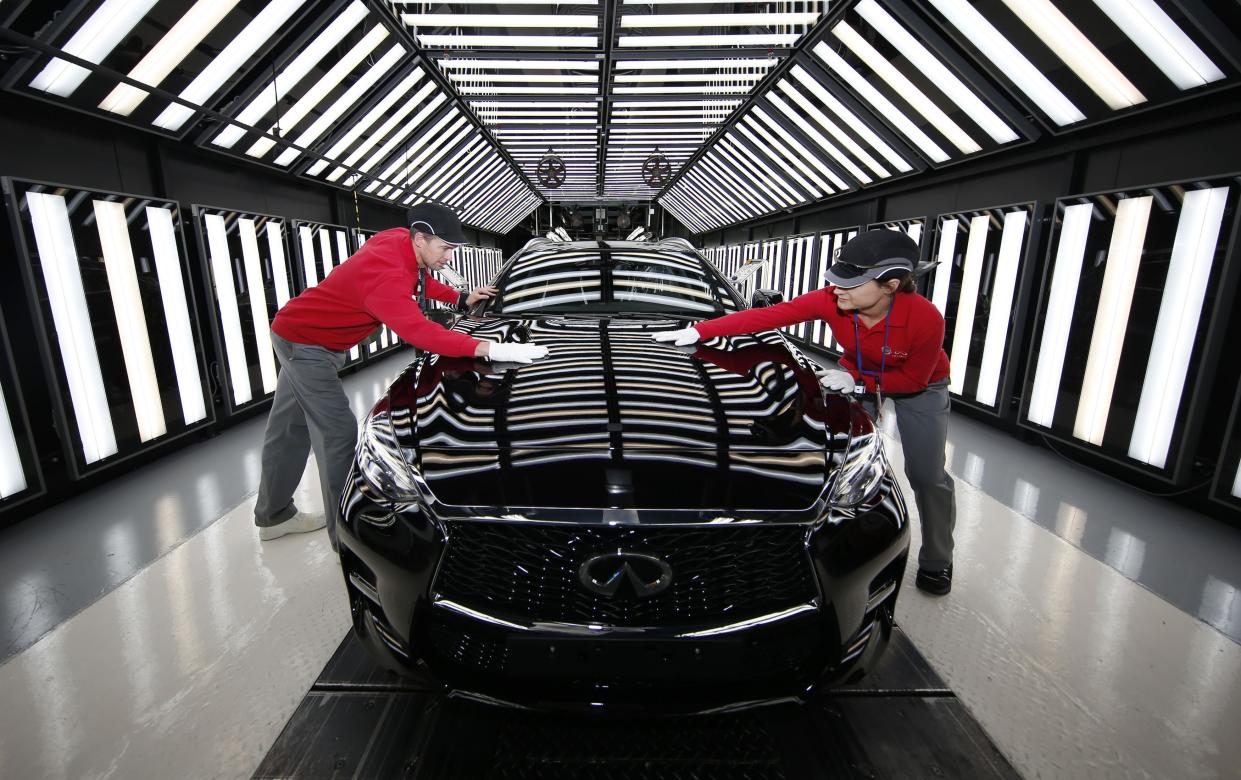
left=434, top=522, right=816, bottom=627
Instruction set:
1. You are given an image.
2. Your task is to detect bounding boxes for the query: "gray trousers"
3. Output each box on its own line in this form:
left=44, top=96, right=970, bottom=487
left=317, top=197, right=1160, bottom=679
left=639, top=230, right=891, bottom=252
left=254, top=333, right=357, bottom=547
left=868, top=379, right=956, bottom=572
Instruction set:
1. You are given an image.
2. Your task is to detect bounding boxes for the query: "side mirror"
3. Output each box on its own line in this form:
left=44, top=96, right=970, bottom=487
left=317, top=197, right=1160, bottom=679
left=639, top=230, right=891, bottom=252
left=425, top=307, right=457, bottom=327
left=751, top=289, right=784, bottom=308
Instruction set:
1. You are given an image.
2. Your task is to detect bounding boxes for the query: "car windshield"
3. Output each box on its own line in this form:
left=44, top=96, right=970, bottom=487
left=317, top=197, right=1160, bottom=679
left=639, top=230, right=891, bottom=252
left=481, top=246, right=743, bottom=317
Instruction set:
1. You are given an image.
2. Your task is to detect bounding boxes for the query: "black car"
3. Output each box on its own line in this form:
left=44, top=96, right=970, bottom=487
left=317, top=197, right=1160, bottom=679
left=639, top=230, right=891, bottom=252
left=338, top=238, right=910, bottom=711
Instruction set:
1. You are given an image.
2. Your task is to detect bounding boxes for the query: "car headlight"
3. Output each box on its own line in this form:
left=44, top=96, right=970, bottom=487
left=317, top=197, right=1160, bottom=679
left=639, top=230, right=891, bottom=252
left=829, top=431, right=888, bottom=508
left=356, top=406, right=423, bottom=504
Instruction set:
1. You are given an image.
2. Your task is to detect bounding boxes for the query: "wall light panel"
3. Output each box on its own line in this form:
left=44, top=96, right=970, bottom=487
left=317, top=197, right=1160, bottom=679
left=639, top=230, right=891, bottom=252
left=1021, top=179, right=1240, bottom=484
left=4, top=179, right=214, bottom=478
left=0, top=309, right=44, bottom=507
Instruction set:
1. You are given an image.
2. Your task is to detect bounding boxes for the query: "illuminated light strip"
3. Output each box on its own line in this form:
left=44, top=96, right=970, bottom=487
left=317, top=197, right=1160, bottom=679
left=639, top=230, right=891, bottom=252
left=246, top=24, right=390, bottom=159
left=1129, top=186, right=1228, bottom=467
left=1093, top=0, right=1224, bottom=90
left=855, top=1, right=1018, bottom=143
left=205, top=214, right=253, bottom=406
left=318, top=230, right=335, bottom=277
left=25, top=192, right=118, bottom=463
left=925, top=0, right=1085, bottom=126
left=714, top=141, right=788, bottom=209
left=328, top=90, right=447, bottom=182
left=299, top=226, right=318, bottom=287
left=368, top=112, right=464, bottom=193
left=0, top=382, right=26, bottom=497
left=770, top=82, right=885, bottom=181
left=28, top=0, right=159, bottom=97
left=1074, top=196, right=1152, bottom=444
left=766, top=91, right=862, bottom=187
left=94, top=200, right=166, bottom=441
left=442, top=60, right=599, bottom=70
left=417, top=35, right=598, bottom=47
left=1027, top=203, right=1093, bottom=427
left=930, top=218, right=957, bottom=315
left=723, top=131, right=807, bottom=205
left=265, top=222, right=292, bottom=309
left=834, top=21, right=981, bottom=155
left=975, top=210, right=1027, bottom=406
left=212, top=2, right=369, bottom=149
left=1234, top=457, right=1241, bottom=499
left=618, top=34, right=800, bottom=47
left=393, top=125, right=475, bottom=193
left=404, top=13, right=596, bottom=26
left=154, top=0, right=308, bottom=131
left=812, top=42, right=948, bottom=163
left=621, top=12, right=817, bottom=26
left=147, top=207, right=207, bottom=425
left=741, top=113, right=831, bottom=196
left=1000, top=0, right=1144, bottom=110
left=99, top=0, right=240, bottom=116
left=237, top=219, right=278, bottom=394
left=788, top=66, right=911, bottom=174
left=948, top=214, right=987, bottom=391
left=273, top=42, right=406, bottom=167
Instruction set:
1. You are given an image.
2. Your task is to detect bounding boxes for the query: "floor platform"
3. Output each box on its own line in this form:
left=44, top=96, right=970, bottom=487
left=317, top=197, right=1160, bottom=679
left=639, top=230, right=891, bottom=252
left=254, top=627, right=1019, bottom=779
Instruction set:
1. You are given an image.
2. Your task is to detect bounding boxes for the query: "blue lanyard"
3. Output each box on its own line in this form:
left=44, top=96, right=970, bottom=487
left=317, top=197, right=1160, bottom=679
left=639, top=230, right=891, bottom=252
left=851, top=311, right=892, bottom=392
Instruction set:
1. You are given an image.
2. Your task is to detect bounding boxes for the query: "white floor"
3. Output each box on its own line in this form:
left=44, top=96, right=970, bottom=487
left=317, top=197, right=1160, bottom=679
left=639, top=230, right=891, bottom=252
left=0, top=358, right=1238, bottom=779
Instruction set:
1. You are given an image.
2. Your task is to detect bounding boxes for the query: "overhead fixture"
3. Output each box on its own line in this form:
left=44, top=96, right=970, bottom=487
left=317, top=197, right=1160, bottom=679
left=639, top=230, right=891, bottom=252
left=1093, top=0, right=1225, bottom=90
left=403, top=13, right=597, bottom=27
left=416, top=35, right=598, bottom=47
left=618, top=34, right=800, bottom=47
left=28, top=0, right=158, bottom=97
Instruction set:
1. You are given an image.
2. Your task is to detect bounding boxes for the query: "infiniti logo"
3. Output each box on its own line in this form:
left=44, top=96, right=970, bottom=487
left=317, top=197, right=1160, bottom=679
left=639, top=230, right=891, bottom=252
left=578, top=552, right=673, bottom=600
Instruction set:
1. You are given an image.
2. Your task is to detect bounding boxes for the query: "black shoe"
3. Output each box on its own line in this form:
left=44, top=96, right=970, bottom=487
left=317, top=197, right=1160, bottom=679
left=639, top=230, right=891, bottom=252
left=916, top=564, right=952, bottom=595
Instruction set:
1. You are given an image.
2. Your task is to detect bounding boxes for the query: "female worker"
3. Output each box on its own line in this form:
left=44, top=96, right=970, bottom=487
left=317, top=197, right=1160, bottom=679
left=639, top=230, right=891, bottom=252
left=652, top=230, right=956, bottom=595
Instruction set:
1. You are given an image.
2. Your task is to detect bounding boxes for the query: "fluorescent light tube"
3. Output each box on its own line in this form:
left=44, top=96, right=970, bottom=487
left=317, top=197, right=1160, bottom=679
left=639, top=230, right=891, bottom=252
left=1129, top=186, right=1227, bottom=467
left=930, top=218, right=957, bottom=315
left=146, top=207, right=206, bottom=425
left=246, top=24, right=389, bottom=159
left=266, top=222, right=292, bottom=310
left=318, top=230, right=335, bottom=275
left=299, top=226, right=318, bottom=287
left=0, top=382, right=26, bottom=497
left=767, top=90, right=869, bottom=186
left=94, top=200, right=166, bottom=441
left=1093, top=0, right=1224, bottom=90
left=327, top=89, right=445, bottom=181
left=925, top=0, right=1086, bottom=126
left=237, top=219, right=278, bottom=395
left=26, top=192, right=118, bottom=463
left=812, top=42, right=949, bottom=163
left=1074, top=196, right=1153, bottom=444
left=788, top=67, right=912, bottom=174
left=976, top=210, right=1027, bottom=406
left=417, top=35, right=598, bottom=47
left=212, top=1, right=369, bottom=149
left=404, top=13, right=596, bottom=27
left=441, top=60, right=599, bottom=70
left=29, top=0, right=158, bottom=97
left=615, top=59, right=775, bottom=70
left=273, top=42, right=405, bottom=167
left=619, top=34, right=800, bottom=47
left=205, top=214, right=253, bottom=406
left=154, top=0, right=307, bottom=131
left=855, top=1, right=1019, bottom=143
left=948, top=215, right=989, bottom=395
left=620, top=13, right=817, bottom=27
left=1001, top=0, right=1145, bottom=110
left=615, top=74, right=762, bottom=83
left=99, top=0, right=240, bottom=116
left=1028, top=203, right=1093, bottom=427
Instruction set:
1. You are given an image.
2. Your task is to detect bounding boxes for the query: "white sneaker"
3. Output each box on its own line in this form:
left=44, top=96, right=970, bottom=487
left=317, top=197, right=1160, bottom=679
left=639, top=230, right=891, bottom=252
left=259, top=513, right=327, bottom=541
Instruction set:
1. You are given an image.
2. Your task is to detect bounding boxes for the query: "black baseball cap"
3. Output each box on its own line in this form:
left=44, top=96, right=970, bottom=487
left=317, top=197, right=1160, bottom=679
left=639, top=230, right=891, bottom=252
left=406, top=202, right=468, bottom=246
left=825, top=230, right=918, bottom=289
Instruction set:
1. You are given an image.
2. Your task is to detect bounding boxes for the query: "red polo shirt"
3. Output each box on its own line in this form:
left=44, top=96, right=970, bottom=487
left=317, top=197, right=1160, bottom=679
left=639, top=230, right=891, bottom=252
left=694, top=288, right=950, bottom=394
left=272, top=227, right=480, bottom=357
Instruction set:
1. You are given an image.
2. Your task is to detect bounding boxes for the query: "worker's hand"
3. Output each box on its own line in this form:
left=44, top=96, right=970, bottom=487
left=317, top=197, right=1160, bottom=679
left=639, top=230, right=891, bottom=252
left=650, top=326, right=701, bottom=346
left=485, top=342, right=549, bottom=364
left=466, top=285, right=499, bottom=306
left=816, top=368, right=857, bottom=394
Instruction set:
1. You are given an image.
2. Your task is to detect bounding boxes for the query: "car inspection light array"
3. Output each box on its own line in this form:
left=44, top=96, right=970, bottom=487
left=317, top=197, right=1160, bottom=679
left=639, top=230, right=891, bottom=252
left=9, top=0, right=540, bottom=234
left=660, top=0, right=1234, bottom=232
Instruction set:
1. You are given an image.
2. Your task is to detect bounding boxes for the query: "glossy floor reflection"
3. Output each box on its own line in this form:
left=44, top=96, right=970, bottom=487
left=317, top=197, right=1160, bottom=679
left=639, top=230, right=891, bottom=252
left=0, top=348, right=1236, bottom=779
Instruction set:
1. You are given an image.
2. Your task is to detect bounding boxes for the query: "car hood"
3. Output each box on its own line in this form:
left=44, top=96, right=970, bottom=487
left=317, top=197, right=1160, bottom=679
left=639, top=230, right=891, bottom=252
left=387, top=316, right=866, bottom=512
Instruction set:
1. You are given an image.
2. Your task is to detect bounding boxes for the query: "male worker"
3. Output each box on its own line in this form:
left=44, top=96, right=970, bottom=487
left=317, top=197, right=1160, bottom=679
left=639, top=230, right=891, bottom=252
left=253, top=203, right=546, bottom=547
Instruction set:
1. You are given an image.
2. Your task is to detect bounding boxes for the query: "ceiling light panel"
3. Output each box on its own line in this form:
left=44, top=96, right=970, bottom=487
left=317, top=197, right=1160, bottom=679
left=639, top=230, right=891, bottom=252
left=0, top=313, right=43, bottom=506
left=808, top=1, right=1031, bottom=167
left=1021, top=179, right=1240, bottom=484
left=13, top=0, right=314, bottom=136
left=395, top=1, right=600, bottom=48
left=919, top=0, right=1236, bottom=131
left=616, top=1, right=824, bottom=49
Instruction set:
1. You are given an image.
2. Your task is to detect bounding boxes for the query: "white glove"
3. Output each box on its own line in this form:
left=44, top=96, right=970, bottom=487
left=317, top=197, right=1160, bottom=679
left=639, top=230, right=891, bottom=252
left=650, top=327, right=701, bottom=346
left=816, top=368, right=857, bottom=394
left=486, top=342, right=548, bottom=364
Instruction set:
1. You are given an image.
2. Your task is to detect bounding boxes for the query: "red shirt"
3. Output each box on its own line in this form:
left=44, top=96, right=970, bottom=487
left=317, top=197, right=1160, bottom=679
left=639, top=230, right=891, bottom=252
left=694, top=288, right=950, bottom=394
left=272, top=228, right=480, bottom=357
